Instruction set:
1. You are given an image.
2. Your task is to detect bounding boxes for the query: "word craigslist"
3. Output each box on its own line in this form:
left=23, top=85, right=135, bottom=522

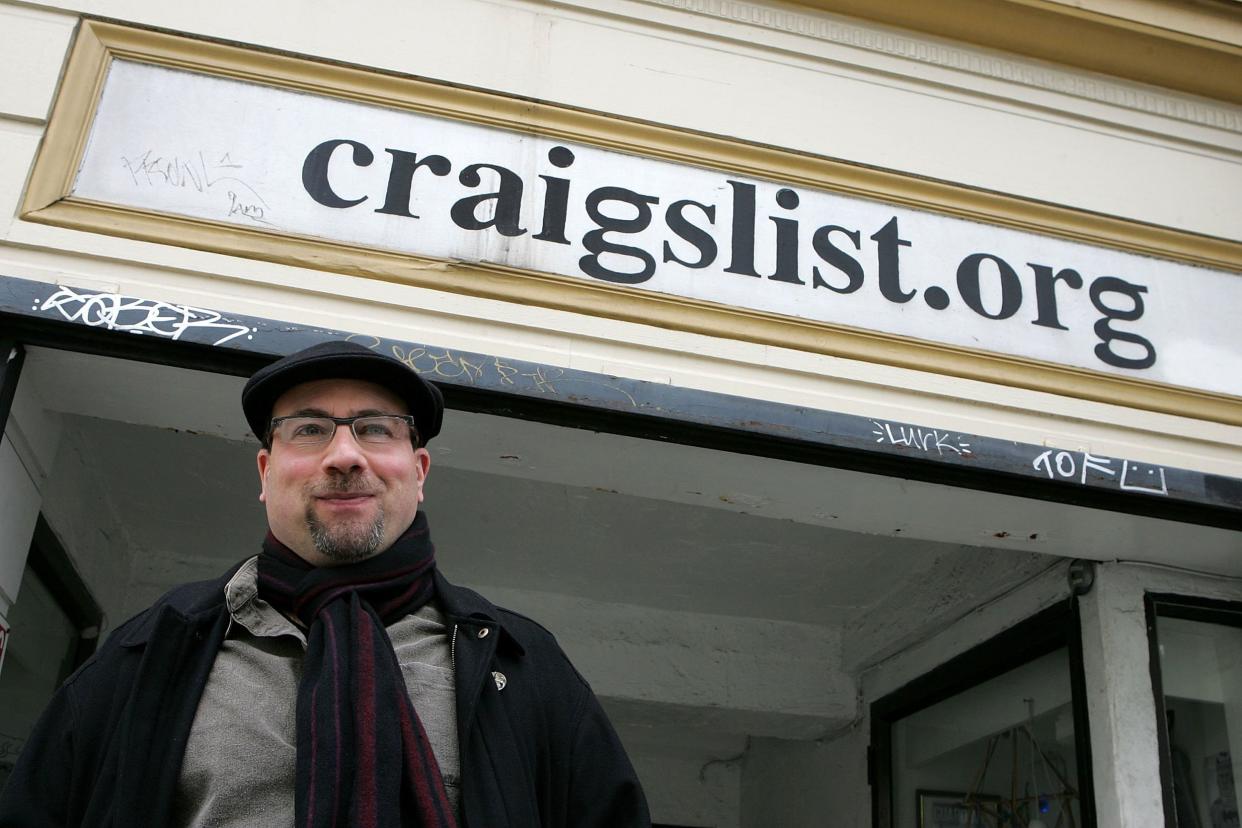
left=302, top=138, right=1156, bottom=371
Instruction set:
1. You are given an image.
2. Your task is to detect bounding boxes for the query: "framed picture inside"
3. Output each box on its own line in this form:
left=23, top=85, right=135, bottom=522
left=915, top=790, right=1001, bottom=828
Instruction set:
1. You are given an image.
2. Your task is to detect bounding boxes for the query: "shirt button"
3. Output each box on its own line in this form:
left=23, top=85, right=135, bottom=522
left=477, top=627, right=490, bottom=639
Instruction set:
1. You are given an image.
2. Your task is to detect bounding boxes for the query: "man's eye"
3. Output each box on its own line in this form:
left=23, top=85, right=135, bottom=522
left=292, top=421, right=329, bottom=437
left=358, top=420, right=396, bottom=438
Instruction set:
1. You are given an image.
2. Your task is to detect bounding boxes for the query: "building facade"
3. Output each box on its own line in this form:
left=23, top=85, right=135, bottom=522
left=0, top=2, right=1239, bottom=825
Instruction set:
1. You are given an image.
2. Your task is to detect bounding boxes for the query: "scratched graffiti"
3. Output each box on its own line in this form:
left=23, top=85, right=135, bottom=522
left=1032, top=449, right=1169, bottom=495
left=120, top=149, right=274, bottom=226
left=36, top=287, right=254, bottom=346
left=345, top=335, right=637, bottom=406
left=871, top=420, right=973, bottom=456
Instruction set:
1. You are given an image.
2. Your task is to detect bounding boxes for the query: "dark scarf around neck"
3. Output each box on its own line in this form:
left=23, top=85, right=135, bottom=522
left=257, top=511, right=456, bottom=828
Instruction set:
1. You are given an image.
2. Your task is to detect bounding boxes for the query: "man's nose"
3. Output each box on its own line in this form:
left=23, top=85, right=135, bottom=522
left=320, top=422, right=367, bottom=471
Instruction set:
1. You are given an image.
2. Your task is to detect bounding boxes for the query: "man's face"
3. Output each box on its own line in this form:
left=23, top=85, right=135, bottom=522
left=256, top=378, right=430, bottom=567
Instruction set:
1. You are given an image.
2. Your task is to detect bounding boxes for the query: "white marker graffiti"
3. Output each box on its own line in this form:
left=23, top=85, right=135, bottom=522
left=1032, top=449, right=1169, bottom=496
left=36, top=287, right=253, bottom=345
left=1119, top=460, right=1169, bottom=495
left=870, top=420, right=972, bottom=456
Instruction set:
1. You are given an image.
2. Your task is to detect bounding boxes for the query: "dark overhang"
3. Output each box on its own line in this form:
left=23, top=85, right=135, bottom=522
left=2, top=274, right=1238, bottom=530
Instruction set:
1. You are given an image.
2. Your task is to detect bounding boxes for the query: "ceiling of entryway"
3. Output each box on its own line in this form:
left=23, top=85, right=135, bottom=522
left=10, top=344, right=1241, bottom=686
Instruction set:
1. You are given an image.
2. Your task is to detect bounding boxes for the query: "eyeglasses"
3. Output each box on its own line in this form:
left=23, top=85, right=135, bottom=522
left=268, top=415, right=420, bottom=448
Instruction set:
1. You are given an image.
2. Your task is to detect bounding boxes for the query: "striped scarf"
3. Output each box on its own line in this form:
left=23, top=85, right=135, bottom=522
left=257, top=512, right=457, bottom=828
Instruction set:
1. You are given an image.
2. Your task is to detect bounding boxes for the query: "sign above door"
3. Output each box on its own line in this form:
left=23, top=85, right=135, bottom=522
left=23, top=23, right=1242, bottom=423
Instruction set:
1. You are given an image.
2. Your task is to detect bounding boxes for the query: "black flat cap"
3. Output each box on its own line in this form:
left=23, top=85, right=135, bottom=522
left=242, top=340, right=443, bottom=446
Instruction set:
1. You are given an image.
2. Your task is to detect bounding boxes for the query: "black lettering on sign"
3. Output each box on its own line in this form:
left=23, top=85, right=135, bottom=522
left=768, top=189, right=803, bottom=285
left=302, top=139, right=373, bottom=208
left=1029, top=264, right=1083, bottom=330
left=375, top=150, right=451, bottom=218
left=451, top=163, right=527, bottom=236
left=533, top=146, right=575, bottom=245
left=725, top=180, right=759, bottom=278
left=663, top=200, right=718, bottom=269
left=871, top=217, right=915, bottom=303
left=294, top=137, right=1164, bottom=376
left=579, top=186, right=660, bottom=284
left=811, top=225, right=864, bottom=294
left=957, top=252, right=1022, bottom=320
left=1091, top=277, right=1156, bottom=369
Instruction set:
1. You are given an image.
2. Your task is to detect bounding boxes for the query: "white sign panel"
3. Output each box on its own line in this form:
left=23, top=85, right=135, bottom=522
left=73, top=60, right=1242, bottom=397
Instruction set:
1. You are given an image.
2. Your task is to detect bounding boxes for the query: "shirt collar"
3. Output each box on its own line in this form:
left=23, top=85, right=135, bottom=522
left=225, top=556, right=305, bottom=643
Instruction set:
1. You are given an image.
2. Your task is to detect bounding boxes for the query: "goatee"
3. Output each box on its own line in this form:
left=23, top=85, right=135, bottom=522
left=305, top=507, right=385, bottom=563
left=304, top=473, right=385, bottom=563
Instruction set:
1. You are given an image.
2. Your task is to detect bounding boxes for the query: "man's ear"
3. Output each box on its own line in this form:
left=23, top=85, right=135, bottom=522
left=414, top=447, right=431, bottom=503
left=256, top=448, right=270, bottom=503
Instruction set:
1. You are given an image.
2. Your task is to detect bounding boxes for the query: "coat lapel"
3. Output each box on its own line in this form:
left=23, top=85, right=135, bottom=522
left=113, top=603, right=229, bottom=824
left=436, top=573, right=536, bottom=827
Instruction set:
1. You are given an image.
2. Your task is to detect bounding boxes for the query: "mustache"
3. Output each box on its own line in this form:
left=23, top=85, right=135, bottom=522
left=309, top=473, right=376, bottom=496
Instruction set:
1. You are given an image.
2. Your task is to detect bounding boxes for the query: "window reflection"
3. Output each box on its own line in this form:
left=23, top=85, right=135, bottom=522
left=893, top=649, right=1082, bottom=828
left=1156, top=614, right=1242, bottom=828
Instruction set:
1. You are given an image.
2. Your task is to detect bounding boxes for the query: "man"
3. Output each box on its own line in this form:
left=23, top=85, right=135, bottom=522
left=0, top=340, right=650, bottom=827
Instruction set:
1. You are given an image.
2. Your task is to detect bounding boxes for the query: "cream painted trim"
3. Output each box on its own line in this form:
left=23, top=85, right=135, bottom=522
left=632, top=0, right=1241, bottom=133
left=790, top=0, right=1242, bottom=105
left=20, top=20, right=1242, bottom=426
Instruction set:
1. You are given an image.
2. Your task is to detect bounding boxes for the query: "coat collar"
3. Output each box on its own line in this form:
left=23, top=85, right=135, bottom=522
left=434, top=570, right=526, bottom=657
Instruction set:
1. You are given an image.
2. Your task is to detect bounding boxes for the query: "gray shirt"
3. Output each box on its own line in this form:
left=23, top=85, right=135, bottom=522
left=171, top=557, right=460, bottom=826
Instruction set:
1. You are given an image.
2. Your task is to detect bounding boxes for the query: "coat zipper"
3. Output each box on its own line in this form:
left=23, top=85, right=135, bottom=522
left=450, top=623, right=459, bottom=674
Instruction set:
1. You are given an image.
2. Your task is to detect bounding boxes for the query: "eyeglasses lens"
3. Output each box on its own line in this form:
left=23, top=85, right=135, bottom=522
left=275, top=416, right=412, bottom=445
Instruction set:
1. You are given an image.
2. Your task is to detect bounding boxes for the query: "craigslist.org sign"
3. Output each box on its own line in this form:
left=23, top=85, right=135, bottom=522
left=74, top=60, right=1242, bottom=398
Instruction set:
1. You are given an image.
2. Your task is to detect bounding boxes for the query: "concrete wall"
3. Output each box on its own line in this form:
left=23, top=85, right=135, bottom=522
left=37, top=419, right=148, bottom=631
left=636, top=745, right=744, bottom=828
left=0, top=357, right=62, bottom=616
left=741, top=726, right=870, bottom=828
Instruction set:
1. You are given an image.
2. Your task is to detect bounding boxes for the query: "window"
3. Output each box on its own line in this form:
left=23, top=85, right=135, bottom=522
left=0, top=516, right=102, bottom=788
left=1149, top=595, right=1242, bottom=828
left=872, top=602, right=1095, bottom=828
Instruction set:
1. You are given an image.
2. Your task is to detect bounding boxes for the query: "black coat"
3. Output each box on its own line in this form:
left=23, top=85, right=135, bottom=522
left=0, top=567, right=650, bottom=827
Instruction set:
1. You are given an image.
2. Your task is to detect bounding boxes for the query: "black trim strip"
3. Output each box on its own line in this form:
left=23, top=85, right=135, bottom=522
left=1149, top=592, right=1242, bottom=627
left=1145, top=594, right=1180, bottom=828
left=2, top=274, right=1239, bottom=529
left=1068, top=596, right=1097, bottom=828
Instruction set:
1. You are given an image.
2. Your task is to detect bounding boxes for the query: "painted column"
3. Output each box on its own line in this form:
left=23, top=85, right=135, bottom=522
left=1078, top=563, right=1167, bottom=826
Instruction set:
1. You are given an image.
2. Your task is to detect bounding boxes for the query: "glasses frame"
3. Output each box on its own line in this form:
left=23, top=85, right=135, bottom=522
left=267, top=413, right=421, bottom=448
